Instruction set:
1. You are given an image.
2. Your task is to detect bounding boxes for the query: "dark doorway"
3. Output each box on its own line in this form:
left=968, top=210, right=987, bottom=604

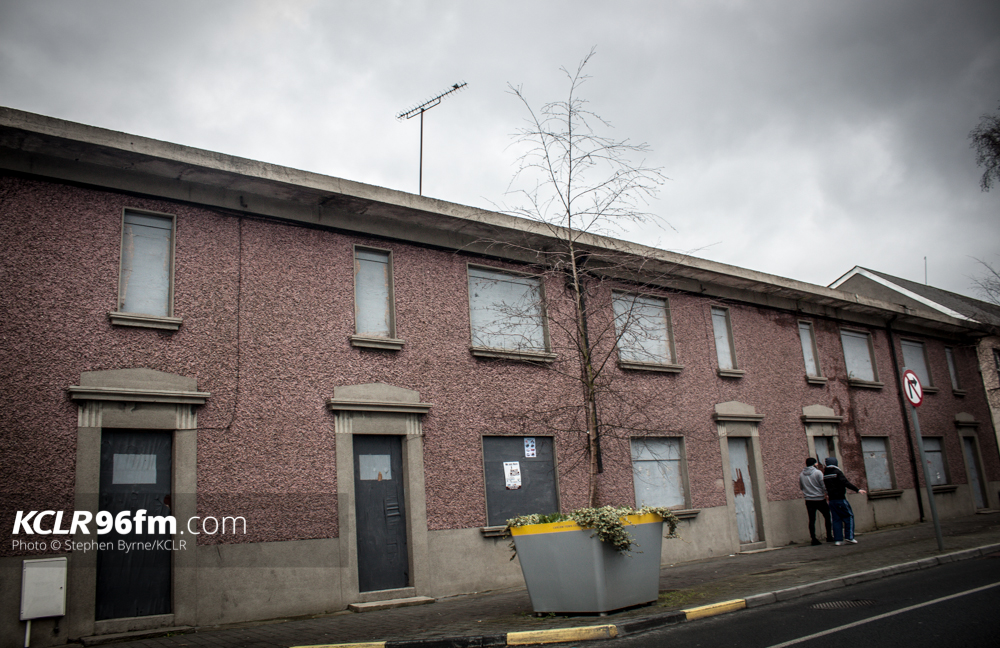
left=96, top=430, right=172, bottom=620
left=354, top=435, right=409, bottom=592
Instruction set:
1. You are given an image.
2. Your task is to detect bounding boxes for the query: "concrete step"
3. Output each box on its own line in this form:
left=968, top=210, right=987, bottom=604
left=349, top=596, right=435, bottom=613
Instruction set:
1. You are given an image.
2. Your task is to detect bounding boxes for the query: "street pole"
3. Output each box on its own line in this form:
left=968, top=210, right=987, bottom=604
left=903, top=368, right=945, bottom=551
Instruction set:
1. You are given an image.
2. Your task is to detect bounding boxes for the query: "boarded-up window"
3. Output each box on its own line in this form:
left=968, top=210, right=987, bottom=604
left=861, top=437, right=893, bottom=491
left=798, top=321, right=821, bottom=377
left=840, top=330, right=877, bottom=382
left=711, top=307, right=736, bottom=370
left=468, top=267, right=547, bottom=353
left=354, top=248, right=394, bottom=338
left=945, top=347, right=961, bottom=391
left=901, top=340, right=933, bottom=388
left=482, top=436, right=557, bottom=526
left=922, top=437, right=948, bottom=486
left=631, top=437, right=685, bottom=508
left=119, top=212, right=173, bottom=316
left=613, top=293, right=675, bottom=365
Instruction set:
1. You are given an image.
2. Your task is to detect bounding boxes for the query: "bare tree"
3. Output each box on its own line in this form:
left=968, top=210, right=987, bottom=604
left=969, top=103, right=1000, bottom=191
left=971, top=257, right=1000, bottom=306
left=480, top=49, right=677, bottom=507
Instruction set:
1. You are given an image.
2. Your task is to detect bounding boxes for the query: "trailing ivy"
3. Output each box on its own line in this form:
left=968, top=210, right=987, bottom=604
left=505, top=505, right=679, bottom=556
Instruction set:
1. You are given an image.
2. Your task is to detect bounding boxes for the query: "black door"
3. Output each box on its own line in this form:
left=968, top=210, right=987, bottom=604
left=354, top=435, right=409, bottom=592
left=96, top=430, right=172, bottom=619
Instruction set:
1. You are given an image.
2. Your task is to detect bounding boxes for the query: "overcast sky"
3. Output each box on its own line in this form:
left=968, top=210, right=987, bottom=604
left=1, top=0, right=997, bottom=298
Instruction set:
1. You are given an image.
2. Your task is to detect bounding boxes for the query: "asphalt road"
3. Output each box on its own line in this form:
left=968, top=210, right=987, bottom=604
left=599, top=551, right=1000, bottom=648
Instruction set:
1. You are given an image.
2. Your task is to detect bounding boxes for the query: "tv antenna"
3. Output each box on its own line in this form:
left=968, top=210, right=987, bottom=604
left=397, top=82, right=467, bottom=195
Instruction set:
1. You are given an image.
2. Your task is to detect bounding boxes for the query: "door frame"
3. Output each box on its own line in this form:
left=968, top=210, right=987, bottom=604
left=68, top=368, right=208, bottom=638
left=957, top=415, right=990, bottom=510
left=714, top=401, right=768, bottom=551
left=327, top=383, right=431, bottom=604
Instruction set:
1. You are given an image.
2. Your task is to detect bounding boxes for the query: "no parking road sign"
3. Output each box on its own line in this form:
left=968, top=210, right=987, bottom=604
left=902, top=369, right=923, bottom=407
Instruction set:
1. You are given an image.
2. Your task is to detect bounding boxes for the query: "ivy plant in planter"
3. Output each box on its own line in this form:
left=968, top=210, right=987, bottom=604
left=505, top=506, right=680, bottom=614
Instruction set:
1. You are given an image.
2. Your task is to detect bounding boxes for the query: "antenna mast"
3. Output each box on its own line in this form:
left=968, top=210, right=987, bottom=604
left=397, top=82, right=467, bottom=196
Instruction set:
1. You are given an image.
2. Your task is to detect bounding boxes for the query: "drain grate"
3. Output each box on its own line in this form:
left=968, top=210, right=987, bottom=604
left=810, top=599, right=877, bottom=610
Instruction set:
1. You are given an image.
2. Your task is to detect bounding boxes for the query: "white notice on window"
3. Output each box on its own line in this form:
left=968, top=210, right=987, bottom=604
left=504, top=461, right=522, bottom=490
left=524, top=437, right=536, bottom=458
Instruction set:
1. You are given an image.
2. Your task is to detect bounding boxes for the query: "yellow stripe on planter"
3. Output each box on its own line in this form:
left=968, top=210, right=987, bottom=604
left=683, top=599, right=746, bottom=620
left=508, top=513, right=662, bottom=536
left=507, top=624, right=618, bottom=645
left=290, top=643, right=386, bottom=648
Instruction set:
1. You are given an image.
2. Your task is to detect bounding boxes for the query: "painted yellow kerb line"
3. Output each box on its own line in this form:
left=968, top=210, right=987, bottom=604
left=507, top=624, right=619, bottom=645
left=683, top=599, right=747, bottom=620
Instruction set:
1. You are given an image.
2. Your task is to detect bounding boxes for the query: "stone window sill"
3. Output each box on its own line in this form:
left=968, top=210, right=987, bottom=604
left=108, top=312, right=182, bottom=331
left=932, top=484, right=958, bottom=494
left=480, top=526, right=509, bottom=538
left=351, top=335, right=405, bottom=351
left=717, top=368, right=745, bottom=379
left=671, top=509, right=700, bottom=520
left=866, top=489, right=903, bottom=500
left=618, top=360, right=684, bottom=373
left=806, top=375, right=828, bottom=386
left=471, top=347, right=557, bottom=364
left=847, top=378, right=884, bottom=390
left=951, top=389, right=966, bottom=397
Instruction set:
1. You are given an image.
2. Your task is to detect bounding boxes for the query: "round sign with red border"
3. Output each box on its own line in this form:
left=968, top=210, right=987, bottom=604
left=902, top=369, right=923, bottom=407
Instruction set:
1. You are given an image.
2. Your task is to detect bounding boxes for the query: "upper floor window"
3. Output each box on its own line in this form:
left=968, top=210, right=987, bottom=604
left=840, top=329, right=881, bottom=387
left=798, top=321, right=825, bottom=384
left=901, top=339, right=935, bottom=392
left=351, top=247, right=403, bottom=350
left=711, top=307, right=742, bottom=377
left=944, top=347, right=964, bottom=394
left=110, top=210, right=181, bottom=330
left=468, top=266, right=554, bottom=362
left=612, top=292, right=681, bottom=372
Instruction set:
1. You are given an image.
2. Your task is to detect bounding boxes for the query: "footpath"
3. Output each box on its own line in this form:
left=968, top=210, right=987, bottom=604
left=80, top=513, right=1000, bottom=648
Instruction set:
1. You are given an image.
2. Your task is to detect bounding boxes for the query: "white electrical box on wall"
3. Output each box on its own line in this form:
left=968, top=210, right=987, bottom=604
left=20, top=557, right=67, bottom=620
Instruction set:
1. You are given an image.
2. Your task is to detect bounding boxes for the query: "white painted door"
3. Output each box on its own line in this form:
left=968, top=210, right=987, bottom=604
left=728, top=437, right=759, bottom=544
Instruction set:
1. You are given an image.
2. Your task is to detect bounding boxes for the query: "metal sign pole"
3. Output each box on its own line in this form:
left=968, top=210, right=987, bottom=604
left=903, top=368, right=944, bottom=551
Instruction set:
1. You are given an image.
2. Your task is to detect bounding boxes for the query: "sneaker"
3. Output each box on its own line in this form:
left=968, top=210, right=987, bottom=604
left=846, top=539, right=858, bottom=544
left=834, top=541, right=844, bottom=546
left=811, top=538, right=822, bottom=546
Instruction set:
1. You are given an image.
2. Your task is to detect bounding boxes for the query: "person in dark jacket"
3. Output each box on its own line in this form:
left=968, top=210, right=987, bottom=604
left=799, top=457, right=833, bottom=545
left=823, top=457, right=866, bottom=545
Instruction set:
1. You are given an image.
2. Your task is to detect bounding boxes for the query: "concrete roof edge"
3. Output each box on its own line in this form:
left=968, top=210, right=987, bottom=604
left=0, top=107, right=986, bottom=338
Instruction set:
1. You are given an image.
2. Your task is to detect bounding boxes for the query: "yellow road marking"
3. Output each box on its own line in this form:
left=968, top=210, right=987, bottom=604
left=683, top=599, right=746, bottom=620
left=507, top=624, right=619, bottom=645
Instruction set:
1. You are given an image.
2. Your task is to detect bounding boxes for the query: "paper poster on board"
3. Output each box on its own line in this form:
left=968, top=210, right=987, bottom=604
left=524, top=437, right=536, bottom=458
left=504, top=461, right=522, bottom=489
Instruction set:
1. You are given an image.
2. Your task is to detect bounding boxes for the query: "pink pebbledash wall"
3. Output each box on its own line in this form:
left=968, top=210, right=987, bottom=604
left=2, top=174, right=997, bottom=556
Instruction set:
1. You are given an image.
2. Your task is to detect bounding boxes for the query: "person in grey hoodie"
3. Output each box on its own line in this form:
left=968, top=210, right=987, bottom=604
left=799, top=458, right=833, bottom=545
left=823, top=456, right=867, bottom=545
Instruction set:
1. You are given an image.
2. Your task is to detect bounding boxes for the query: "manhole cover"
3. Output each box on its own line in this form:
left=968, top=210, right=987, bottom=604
left=810, top=600, right=877, bottom=610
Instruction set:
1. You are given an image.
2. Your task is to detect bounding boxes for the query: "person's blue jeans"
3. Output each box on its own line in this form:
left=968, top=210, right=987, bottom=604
left=828, top=499, right=854, bottom=542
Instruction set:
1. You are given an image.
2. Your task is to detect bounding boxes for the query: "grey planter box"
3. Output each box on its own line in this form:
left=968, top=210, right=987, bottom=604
left=510, top=514, right=664, bottom=614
